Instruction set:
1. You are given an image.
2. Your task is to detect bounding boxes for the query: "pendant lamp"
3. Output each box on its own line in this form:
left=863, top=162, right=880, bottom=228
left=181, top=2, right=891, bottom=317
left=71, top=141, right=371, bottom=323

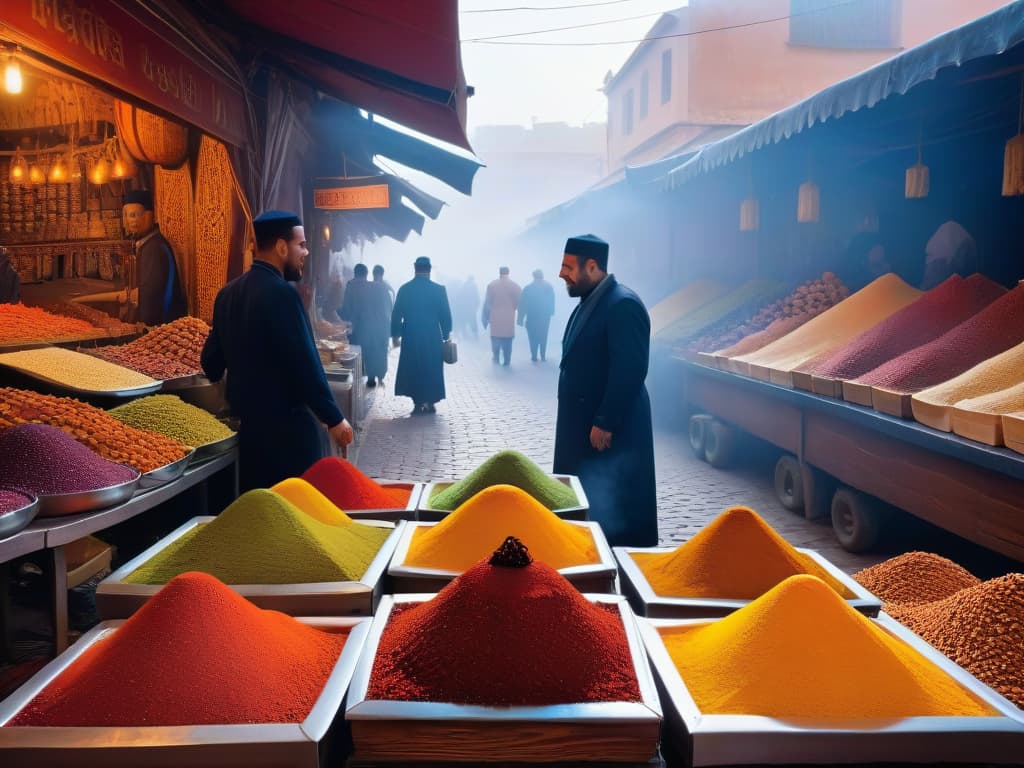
left=8, top=148, right=27, bottom=184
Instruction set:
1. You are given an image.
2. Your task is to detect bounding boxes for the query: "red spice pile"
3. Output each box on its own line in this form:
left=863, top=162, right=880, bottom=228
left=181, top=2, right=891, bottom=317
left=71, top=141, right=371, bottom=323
left=302, top=457, right=410, bottom=509
left=853, top=284, right=1024, bottom=394
left=8, top=572, right=348, bottom=726
left=853, top=551, right=981, bottom=606
left=367, top=538, right=640, bottom=706
left=811, top=275, right=1006, bottom=381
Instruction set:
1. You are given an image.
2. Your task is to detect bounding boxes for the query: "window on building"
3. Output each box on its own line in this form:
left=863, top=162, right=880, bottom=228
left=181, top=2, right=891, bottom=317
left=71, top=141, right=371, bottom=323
left=639, top=71, right=649, bottom=120
left=661, top=49, right=672, bottom=104
left=622, top=89, right=634, bottom=136
left=789, top=0, right=900, bottom=49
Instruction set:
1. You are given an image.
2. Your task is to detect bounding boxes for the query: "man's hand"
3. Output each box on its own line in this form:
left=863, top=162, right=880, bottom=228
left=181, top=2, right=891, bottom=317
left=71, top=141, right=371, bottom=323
left=392, top=336, right=401, bottom=348
left=329, top=419, right=354, bottom=451
left=590, top=426, right=612, bottom=452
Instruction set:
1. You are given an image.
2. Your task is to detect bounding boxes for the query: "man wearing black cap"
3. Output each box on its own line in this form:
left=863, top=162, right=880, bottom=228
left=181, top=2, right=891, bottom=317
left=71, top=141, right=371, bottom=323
left=518, top=268, right=555, bottom=362
left=201, top=210, right=353, bottom=490
left=391, top=256, right=453, bottom=414
left=122, top=189, right=187, bottom=325
left=554, top=234, right=657, bottom=546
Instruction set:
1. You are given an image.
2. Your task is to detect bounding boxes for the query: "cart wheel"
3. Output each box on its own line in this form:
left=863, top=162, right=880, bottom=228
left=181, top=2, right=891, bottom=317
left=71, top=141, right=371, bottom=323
left=688, top=415, right=708, bottom=459
left=773, top=455, right=805, bottom=512
left=831, top=486, right=886, bottom=553
left=703, top=420, right=736, bottom=469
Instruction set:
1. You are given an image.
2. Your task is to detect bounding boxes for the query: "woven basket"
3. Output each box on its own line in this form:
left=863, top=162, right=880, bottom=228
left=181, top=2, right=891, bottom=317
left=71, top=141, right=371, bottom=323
left=155, top=160, right=195, bottom=315
left=114, top=99, right=189, bottom=167
left=193, top=136, right=235, bottom=322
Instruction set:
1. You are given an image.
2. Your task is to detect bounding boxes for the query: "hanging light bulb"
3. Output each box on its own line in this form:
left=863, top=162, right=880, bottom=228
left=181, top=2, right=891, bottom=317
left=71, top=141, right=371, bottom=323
left=4, top=50, right=22, bottom=95
left=110, top=141, right=136, bottom=179
left=28, top=158, right=45, bottom=185
left=48, top=153, right=67, bottom=183
left=9, top=148, right=27, bottom=184
left=88, top=153, right=111, bottom=185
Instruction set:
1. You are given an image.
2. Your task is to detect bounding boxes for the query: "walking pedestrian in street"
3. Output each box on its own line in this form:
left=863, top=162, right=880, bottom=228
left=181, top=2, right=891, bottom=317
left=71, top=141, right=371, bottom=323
left=482, top=266, right=522, bottom=366
left=373, top=264, right=395, bottom=305
left=553, top=234, right=657, bottom=547
left=518, top=268, right=556, bottom=362
left=457, top=275, right=480, bottom=340
left=201, top=210, right=353, bottom=491
left=391, top=256, right=453, bottom=415
left=339, top=263, right=392, bottom=387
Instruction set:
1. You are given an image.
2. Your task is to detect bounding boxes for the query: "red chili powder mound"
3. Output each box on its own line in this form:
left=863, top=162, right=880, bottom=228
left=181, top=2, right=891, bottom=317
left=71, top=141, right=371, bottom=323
left=811, top=275, right=1006, bottom=381
left=8, top=572, right=348, bottom=726
left=366, top=541, right=640, bottom=707
left=854, top=284, right=1024, bottom=394
left=302, top=457, right=410, bottom=509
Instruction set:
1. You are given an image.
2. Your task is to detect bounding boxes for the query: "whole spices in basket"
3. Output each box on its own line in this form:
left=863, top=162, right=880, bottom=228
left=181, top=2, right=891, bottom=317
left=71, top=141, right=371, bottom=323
left=657, top=575, right=993, bottom=718
left=0, top=424, right=137, bottom=494
left=0, top=387, right=190, bottom=472
left=368, top=537, right=640, bottom=706
left=7, top=572, right=349, bottom=726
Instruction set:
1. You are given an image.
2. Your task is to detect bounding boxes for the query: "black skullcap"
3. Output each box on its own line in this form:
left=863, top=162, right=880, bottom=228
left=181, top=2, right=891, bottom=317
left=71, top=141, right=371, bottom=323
left=532, top=269, right=543, bottom=279
left=122, top=189, right=154, bottom=211
left=373, top=264, right=385, bottom=275
left=253, top=210, right=302, bottom=251
left=564, top=234, right=609, bottom=270
left=354, top=263, right=368, bottom=277
left=414, top=256, right=431, bottom=272
left=499, top=266, right=510, bottom=275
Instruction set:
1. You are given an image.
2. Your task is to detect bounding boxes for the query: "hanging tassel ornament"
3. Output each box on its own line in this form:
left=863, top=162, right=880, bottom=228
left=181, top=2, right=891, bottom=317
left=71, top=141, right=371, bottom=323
left=1003, top=78, right=1024, bottom=197
left=905, top=126, right=929, bottom=199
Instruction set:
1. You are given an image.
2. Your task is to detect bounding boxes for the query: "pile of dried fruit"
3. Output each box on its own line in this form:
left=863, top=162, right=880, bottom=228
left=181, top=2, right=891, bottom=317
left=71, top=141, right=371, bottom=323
left=697, top=273, right=849, bottom=357
left=86, top=317, right=210, bottom=379
left=855, top=552, right=1024, bottom=707
left=0, top=304, right=100, bottom=346
left=0, top=387, right=190, bottom=472
left=44, top=302, right=139, bottom=336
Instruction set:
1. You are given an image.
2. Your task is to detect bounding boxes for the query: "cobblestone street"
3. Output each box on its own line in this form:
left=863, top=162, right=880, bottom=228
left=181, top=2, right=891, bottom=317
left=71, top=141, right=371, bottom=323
left=353, top=336, right=883, bottom=574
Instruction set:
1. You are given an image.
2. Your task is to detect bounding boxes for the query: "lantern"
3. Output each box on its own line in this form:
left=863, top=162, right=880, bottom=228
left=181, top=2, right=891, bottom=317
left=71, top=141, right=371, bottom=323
left=797, top=182, right=820, bottom=224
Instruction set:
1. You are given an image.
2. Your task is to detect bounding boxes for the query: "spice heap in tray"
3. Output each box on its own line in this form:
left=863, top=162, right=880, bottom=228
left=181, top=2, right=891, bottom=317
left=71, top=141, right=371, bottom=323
left=427, top=449, right=578, bottom=511
left=0, top=303, right=105, bottom=347
left=368, top=537, right=639, bottom=706
left=303, top=457, right=411, bottom=510
left=84, top=316, right=210, bottom=380
left=0, top=387, right=189, bottom=472
left=108, top=394, right=233, bottom=448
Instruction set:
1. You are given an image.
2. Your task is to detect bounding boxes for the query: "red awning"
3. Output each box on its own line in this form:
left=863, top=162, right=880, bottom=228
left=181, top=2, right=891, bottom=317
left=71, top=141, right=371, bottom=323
left=219, top=0, right=471, bottom=150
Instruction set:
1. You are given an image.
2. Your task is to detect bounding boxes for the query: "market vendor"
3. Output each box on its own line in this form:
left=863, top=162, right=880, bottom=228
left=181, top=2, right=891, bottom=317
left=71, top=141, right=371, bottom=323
left=201, top=210, right=353, bottom=491
left=0, top=246, right=20, bottom=304
left=121, top=189, right=187, bottom=325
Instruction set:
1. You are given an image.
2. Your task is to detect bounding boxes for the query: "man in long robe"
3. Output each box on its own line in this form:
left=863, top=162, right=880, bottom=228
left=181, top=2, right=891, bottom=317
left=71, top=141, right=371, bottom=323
left=339, top=263, right=392, bottom=386
left=553, top=234, right=657, bottom=547
left=391, top=257, right=452, bottom=415
left=483, top=266, right=522, bottom=366
left=122, top=189, right=187, bottom=326
left=201, top=210, right=353, bottom=490
left=518, top=269, right=556, bottom=362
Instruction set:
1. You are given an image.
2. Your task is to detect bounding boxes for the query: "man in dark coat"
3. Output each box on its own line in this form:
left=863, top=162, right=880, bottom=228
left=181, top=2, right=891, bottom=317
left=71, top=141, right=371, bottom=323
left=122, top=189, right=187, bottom=325
left=518, top=268, right=556, bottom=362
left=201, top=210, right=353, bottom=491
left=339, top=263, right=392, bottom=387
left=0, top=247, right=20, bottom=304
left=391, top=256, right=453, bottom=415
left=553, top=234, right=657, bottom=547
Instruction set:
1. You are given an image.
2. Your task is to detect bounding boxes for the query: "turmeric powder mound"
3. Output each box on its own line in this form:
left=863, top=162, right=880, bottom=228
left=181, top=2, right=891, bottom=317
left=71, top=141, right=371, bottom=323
left=404, top=485, right=599, bottom=571
left=125, top=489, right=390, bottom=584
left=854, top=552, right=980, bottom=607
left=658, top=575, right=995, bottom=718
left=887, top=575, right=1024, bottom=708
left=271, top=478, right=354, bottom=526
left=631, top=507, right=853, bottom=599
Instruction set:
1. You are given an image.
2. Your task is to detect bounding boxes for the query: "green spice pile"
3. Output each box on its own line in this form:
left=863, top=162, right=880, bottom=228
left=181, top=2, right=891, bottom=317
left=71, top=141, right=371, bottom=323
left=428, top=449, right=579, bottom=511
left=125, top=489, right=392, bottom=584
left=109, top=394, right=234, bottom=447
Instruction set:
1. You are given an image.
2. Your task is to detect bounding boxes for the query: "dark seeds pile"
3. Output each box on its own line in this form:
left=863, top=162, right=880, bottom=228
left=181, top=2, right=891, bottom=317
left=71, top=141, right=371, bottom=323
left=0, top=423, right=136, bottom=494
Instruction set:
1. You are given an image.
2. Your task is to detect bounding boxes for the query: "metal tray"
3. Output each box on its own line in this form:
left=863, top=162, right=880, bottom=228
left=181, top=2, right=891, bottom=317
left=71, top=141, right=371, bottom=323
left=190, top=432, right=239, bottom=464
left=159, top=373, right=207, bottom=391
left=388, top=519, right=618, bottom=594
left=417, top=473, right=589, bottom=521
left=137, top=449, right=195, bottom=491
left=97, top=517, right=401, bottom=619
left=615, top=545, right=882, bottom=618
left=343, top=480, right=423, bottom=522
left=36, top=473, right=141, bottom=518
left=0, top=354, right=162, bottom=398
left=345, top=593, right=662, bottom=764
left=640, top=614, right=1024, bottom=766
left=0, top=491, right=39, bottom=539
left=0, top=617, right=370, bottom=768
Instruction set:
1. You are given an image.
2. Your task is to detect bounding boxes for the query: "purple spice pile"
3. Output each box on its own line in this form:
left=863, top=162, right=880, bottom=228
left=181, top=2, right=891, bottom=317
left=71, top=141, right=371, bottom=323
left=0, top=488, right=33, bottom=515
left=0, top=424, right=137, bottom=495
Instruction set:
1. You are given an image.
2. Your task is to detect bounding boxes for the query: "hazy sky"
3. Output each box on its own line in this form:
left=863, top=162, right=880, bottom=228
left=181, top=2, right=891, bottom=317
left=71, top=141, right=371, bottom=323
left=459, top=0, right=687, bottom=130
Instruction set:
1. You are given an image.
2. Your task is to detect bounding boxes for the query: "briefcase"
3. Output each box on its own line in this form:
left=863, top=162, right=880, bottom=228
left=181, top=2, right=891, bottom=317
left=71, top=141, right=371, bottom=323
left=443, top=338, right=458, bottom=364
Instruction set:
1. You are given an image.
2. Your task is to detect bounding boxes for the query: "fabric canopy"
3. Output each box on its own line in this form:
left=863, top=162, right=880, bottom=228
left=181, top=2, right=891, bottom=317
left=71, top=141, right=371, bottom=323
left=218, top=0, right=471, bottom=150
left=655, top=0, right=1024, bottom=190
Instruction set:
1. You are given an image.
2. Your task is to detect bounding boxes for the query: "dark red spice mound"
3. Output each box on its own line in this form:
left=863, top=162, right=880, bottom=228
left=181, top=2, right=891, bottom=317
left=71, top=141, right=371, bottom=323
left=855, top=284, right=1024, bottom=394
left=0, top=488, right=33, bottom=514
left=367, top=554, right=641, bottom=706
left=0, top=423, right=136, bottom=494
left=812, top=274, right=1006, bottom=381
left=302, top=457, right=410, bottom=509
left=8, top=572, right=348, bottom=726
